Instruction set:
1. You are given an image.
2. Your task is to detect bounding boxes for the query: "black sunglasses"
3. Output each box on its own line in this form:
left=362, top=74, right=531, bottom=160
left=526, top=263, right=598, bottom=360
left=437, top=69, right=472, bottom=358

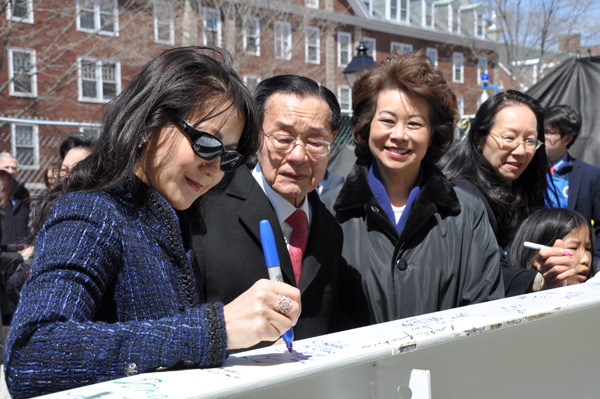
left=173, top=118, right=244, bottom=172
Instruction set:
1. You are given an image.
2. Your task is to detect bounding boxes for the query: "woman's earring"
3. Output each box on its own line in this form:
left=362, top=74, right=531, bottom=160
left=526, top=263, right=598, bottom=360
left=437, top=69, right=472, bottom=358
left=137, top=136, right=147, bottom=150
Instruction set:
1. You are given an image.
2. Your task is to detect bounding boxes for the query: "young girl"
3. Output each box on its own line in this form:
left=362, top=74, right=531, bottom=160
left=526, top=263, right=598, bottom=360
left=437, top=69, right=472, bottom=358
left=510, top=208, right=593, bottom=289
left=4, top=46, right=300, bottom=398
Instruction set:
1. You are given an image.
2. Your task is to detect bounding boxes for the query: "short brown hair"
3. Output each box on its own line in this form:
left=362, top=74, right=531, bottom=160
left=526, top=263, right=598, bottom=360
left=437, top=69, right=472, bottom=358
left=352, top=49, right=458, bottom=164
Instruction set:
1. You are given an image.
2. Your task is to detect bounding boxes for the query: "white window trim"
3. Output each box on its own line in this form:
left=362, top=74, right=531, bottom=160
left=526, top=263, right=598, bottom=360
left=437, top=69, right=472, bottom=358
left=387, top=0, right=410, bottom=23
left=477, top=56, right=488, bottom=85
left=338, top=85, right=352, bottom=115
left=77, top=57, right=121, bottom=103
left=76, top=0, right=119, bottom=37
left=153, top=0, right=174, bottom=45
left=450, top=2, right=461, bottom=34
left=6, top=0, right=34, bottom=23
left=305, top=27, right=320, bottom=65
left=475, top=11, right=485, bottom=38
left=457, top=97, right=464, bottom=117
left=453, top=52, right=464, bottom=84
left=362, top=0, right=373, bottom=16
left=391, top=42, right=412, bottom=54
left=362, top=37, right=376, bottom=62
left=243, top=16, right=260, bottom=57
left=8, top=47, right=37, bottom=98
left=202, top=8, right=222, bottom=47
left=337, top=32, right=352, bottom=67
left=426, top=47, right=438, bottom=67
left=274, top=21, right=292, bottom=60
left=10, top=123, right=39, bottom=170
left=243, top=75, right=261, bottom=92
left=305, top=0, right=318, bottom=9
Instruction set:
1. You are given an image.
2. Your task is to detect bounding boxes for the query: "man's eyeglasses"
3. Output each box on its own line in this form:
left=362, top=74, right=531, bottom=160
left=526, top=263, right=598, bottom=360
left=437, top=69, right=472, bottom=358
left=488, top=132, right=543, bottom=152
left=173, top=118, right=244, bottom=172
left=264, top=133, right=332, bottom=157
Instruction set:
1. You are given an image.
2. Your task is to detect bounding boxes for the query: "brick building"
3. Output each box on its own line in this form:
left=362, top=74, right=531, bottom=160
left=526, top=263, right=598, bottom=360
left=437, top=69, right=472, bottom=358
left=1, top=0, right=500, bottom=192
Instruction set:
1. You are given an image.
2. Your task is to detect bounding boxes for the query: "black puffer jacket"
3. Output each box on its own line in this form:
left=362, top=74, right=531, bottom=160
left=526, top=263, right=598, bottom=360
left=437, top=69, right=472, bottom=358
left=326, top=159, right=505, bottom=326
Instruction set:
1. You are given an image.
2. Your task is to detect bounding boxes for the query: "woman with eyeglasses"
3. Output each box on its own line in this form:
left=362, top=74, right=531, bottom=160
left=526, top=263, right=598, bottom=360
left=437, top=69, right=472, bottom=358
left=323, top=50, right=504, bottom=329
left=4, top=46, right=300, bottom=399
left=439, top=90, right=569, bottom=296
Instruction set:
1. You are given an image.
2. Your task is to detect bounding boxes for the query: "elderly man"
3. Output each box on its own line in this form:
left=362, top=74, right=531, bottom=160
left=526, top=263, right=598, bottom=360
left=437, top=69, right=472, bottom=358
left=192, top=75, right=344, bottom=345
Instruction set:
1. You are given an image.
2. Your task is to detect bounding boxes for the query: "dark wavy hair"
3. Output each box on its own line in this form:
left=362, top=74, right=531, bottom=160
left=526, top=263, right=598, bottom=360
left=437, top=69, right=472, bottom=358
left=351, top=49, right=458, bottom=164
left=544, top=104, right=581, bottom=149
left=510, top=208, right=592, bottom=269
left=439, top=90, right=552, bottom=248
left=35, top=46, right=260, bottom=234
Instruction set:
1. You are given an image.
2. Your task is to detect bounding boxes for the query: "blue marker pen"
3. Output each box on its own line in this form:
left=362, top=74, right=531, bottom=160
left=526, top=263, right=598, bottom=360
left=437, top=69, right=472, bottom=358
left=260, top=219, right=294, bottom=353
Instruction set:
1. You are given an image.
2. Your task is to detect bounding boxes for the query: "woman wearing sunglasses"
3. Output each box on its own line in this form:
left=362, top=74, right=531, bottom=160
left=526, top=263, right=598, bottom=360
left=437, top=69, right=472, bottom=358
left=439, top=90, right=569, bottom=296
left=4, top=46, right=300, bottom=399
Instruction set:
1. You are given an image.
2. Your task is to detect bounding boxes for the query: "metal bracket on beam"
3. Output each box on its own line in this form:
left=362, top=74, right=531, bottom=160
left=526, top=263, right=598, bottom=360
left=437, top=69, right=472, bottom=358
left=369, top=365, right=431, bottom=399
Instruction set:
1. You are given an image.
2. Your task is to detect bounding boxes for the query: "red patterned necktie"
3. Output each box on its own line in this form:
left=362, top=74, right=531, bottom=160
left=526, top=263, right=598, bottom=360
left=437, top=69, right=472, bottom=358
left=286, top=209, right=307, bottom=285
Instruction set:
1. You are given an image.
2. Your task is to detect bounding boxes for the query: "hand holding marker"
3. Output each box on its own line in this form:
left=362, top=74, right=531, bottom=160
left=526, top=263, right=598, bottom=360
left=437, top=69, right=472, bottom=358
left=260, top=219, right=294, bottom=353
left=523, top=241, right=571, bottom=257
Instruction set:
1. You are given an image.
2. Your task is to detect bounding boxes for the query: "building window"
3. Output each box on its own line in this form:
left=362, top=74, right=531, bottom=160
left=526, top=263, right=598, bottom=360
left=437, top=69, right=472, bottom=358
left=475, top=11, right=485, bottom=38
left=78, top=58, right=120, bottom=103
left=305, top=27, right=320, bottom=64
left=424, top=0, right=434, bottom=28
left=478, top=56, right=488, bottom=85
left=388, top=0, right=409, bottom=23
left=391, top=42, right=412, bottom=54
left=457, top=97, right=464, bottom=117
left=305, top=0, right=318, bottom=8
left=451, top=2, right=460, bottom=34
left=202, top=8, right=221, bottom=47
left=11, top=124, right=38, bottom=170
left=338, top=86, right=351, bottom=114
left=274, top=21, right=292, bottom=60
left=244, top=75, right=260, bottom=93
left=243, top=16, right=260, bottom=56
left=8, top=47, right=36, bottom=98
left=426, top=47, right=438, bottom=67
left=6, top=0, right=33, bottom=23
left=362, top=0, right=372, bottom=15
left=453, top=52, right=464, bottom=84
left=153, top=0, right=174, bottom=45
left=80, top=126, right=101, bottom=136
left=76, top=0, right=118, bottom=36
left=362, top=37, right=376, bottom=61
left=337, top=32, right=352, bottom=67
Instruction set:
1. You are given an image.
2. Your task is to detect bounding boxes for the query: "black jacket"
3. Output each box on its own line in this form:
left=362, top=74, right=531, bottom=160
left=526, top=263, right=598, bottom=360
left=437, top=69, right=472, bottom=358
left=326, top=159, right=504, bottom=326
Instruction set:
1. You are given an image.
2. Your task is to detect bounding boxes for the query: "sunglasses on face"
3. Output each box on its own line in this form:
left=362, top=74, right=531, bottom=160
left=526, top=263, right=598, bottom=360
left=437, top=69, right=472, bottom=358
left=173, top=118, right=244, bottom=172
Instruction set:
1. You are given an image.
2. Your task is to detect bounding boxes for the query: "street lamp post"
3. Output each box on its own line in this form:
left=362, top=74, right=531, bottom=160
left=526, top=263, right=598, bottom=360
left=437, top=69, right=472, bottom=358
left=343, top=41, right=376, bottom=87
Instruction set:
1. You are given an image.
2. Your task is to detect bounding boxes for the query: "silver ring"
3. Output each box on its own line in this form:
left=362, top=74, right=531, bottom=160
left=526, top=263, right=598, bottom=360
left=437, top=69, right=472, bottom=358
left=276, top=295, right=292, bottom=314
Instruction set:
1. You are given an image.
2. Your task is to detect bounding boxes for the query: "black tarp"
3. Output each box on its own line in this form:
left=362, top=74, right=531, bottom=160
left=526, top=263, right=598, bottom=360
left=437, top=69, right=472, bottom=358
left=526, top=55, right=600, bottom=167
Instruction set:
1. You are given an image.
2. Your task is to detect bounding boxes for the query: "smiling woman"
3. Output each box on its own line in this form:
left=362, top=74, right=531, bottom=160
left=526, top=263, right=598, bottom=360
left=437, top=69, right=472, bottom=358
left=323, top=49, right=504, bottom=329
left=4, top=46, right=301, bottom=399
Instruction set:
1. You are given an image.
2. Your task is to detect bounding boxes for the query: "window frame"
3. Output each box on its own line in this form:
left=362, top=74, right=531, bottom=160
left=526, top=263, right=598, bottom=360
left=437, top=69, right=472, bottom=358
left=457, top=97, right=464, bottom=117
left=475, top=11, right=485, bottom=38
left=305, top=0, right=318, bottom=9
left=426, top=47, right=438, bottom=67
left=243, top=75, right=261, bottom=93
left=387, top=0, right=409, bottom=23
left=10, top=123, right=39, bottom=170
left=450, top=2, right=461, bottom=34
left=153, top=0, right=174, bottom=45
left=362, top=37, right=376, bottom=61
left=452, top=52, right=464, bottom=84
left=274, top=20, right=292, bottom=60
left=243, top=16, right=260, bottom=56
left=8, top=47, right=37, bottom=98
left=202, top=7, right=222, bottom=47
left=305, top=27, right=320, bottom=65
left=76, top=0, right=119, bottom=36
left=361, top=0, right=372, bottom=16
left=423, top=0, right=434, bottom=28
left=337, top=32, right=352, bottom=67
left=390, top=42, right=413, bottom=55
left=6, top=0, right=34, bottom=23
left=338, top=85, right=352, bottom=115
left=77, top=57, right=121, bottom=103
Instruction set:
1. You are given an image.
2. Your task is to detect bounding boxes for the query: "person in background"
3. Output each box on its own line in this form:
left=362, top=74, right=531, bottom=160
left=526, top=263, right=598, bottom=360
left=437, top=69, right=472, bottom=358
left=324, top=50, right=503, bottom=328
left=4, top=46, right=300, bottom=398
left=317, top=169, right=345, bottom=196
left=0, top=153, right=30, bottom=252
left=192, top=75, right=343, bottom=344
left=56, top=131, right=97, bottom=180
left=510, top=208, right=592, bottom=286
left=439, top=90, right=568, bottom=296
left=544, top=104, right=600, bottom=274
left=44, top=162, right=60, bottom=190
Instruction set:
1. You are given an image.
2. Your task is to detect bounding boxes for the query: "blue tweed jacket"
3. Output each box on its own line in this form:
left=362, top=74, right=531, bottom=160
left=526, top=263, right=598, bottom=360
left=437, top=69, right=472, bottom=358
left=4, top=175, right=227, bottom=399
